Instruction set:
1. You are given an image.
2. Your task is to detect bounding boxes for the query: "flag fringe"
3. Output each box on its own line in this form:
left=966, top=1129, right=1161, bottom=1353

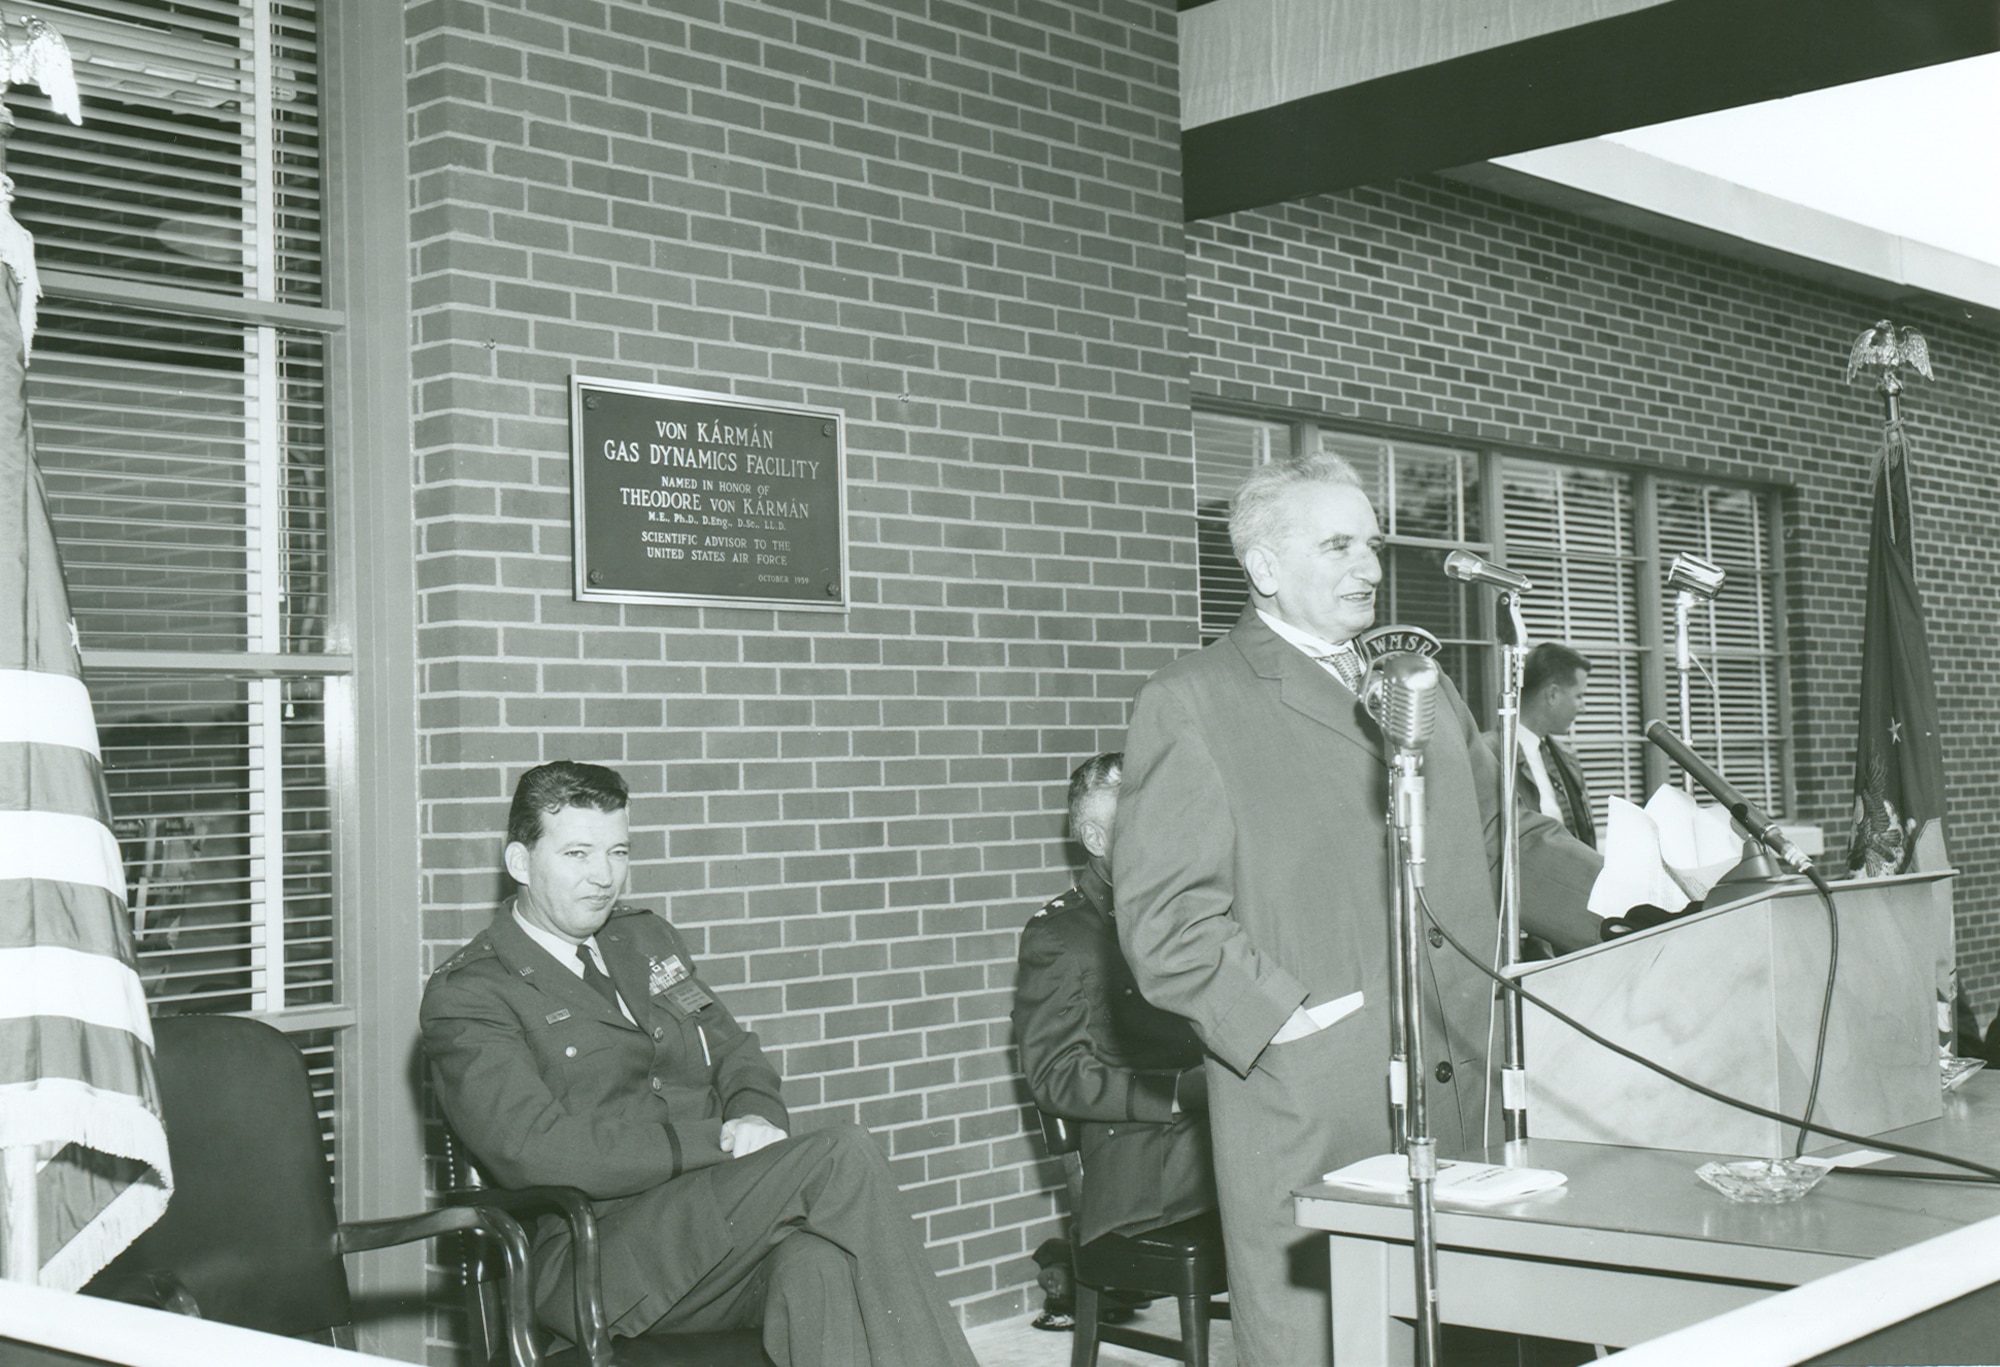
left=35, top=1172, right=170, bottom=1293
left=0, top=1078, right=171, bottom=1179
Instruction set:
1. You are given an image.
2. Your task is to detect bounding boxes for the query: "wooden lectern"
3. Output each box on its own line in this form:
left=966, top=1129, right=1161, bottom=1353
left=1516, top=871, right=1953, bottom=1158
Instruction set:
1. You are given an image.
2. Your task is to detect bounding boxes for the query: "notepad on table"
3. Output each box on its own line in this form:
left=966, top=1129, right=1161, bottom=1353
left=1322, top=1153, right=1568, bottom=1206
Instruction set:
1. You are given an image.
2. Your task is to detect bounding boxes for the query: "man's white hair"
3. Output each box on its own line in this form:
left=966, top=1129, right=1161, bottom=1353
left=1227, top=453, right=1365, bottom=565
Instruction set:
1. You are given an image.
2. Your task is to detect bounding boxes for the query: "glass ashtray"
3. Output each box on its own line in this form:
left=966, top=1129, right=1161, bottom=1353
left=1695, top=1158, right=1828, bottom=1204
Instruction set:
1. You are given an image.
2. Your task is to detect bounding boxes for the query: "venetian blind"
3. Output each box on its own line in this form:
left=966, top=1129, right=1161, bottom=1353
left=16, top=0, right=338, bottom=1165
left=1192, top=412, right=1289, bottom=642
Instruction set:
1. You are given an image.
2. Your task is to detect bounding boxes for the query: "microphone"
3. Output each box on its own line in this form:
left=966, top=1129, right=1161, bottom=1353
left=1443, top=549, right=1532, bottom=595
left=1364, top=652, right=1439, bottom=888
left=1643, top=721, right=1813, bottom=874
left=1362, top=651, right=1440, bottom=756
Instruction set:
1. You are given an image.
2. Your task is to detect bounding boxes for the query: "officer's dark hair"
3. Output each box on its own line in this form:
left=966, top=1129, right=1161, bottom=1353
left=507, top=760, right=629, bottom=848
left=1523, top=642, right=1592, bottom=696
left=1066, top=752, right=1122, bottom=833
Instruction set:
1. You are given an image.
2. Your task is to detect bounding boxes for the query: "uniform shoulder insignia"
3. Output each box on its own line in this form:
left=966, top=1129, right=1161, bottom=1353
left=434, top=932, right=496, bottom=978
left=1033, top=889, right=1080, bottom=920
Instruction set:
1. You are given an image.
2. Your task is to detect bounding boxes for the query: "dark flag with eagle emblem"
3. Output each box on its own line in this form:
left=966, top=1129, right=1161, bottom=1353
left=1846, top=417, right=1946, bottom=877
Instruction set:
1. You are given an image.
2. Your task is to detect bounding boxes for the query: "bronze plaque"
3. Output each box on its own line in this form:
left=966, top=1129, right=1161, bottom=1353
left=570, top=377, right=847, bottom=611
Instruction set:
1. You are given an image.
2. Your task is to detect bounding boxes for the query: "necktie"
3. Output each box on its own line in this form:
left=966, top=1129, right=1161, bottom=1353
left=576, top=943, right=621, bottom=1011
left=1314, top=643, right=1363, bottom=692
left=1540, top=737, right=1595, bottom=848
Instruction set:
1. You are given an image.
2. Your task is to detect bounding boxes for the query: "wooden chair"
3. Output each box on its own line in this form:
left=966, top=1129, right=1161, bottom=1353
left=440, top=1129, right=773, bottom=1367
left=1038, top=1111, right=1229, bottom=1367
left=84, top=1014, right=538, bottom=1367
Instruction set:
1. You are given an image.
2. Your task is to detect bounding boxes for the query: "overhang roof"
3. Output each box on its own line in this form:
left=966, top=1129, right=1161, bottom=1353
left=1181, top=0, right=2000, bottom=222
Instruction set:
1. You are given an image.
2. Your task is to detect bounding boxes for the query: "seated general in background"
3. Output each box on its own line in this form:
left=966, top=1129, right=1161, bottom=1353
left=1013, top=753, right=1217, bottom=1251
left=421, top=760, right=976, bottom=1367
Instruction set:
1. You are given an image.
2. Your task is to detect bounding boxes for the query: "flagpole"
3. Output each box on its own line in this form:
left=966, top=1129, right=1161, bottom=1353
left=1846, top=320, right=1932, bottom=570
left=0, top=1147, right=33, bottom=1283
left=0, top=76, right=31, bottom=1292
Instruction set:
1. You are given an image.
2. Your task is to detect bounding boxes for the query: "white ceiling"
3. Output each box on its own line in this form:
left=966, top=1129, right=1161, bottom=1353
left=1591, top=52, right=2000, bottom=267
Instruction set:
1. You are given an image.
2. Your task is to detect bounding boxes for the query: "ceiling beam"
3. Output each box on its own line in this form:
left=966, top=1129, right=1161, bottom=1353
left=1182, top=0, right=2000, bottom=221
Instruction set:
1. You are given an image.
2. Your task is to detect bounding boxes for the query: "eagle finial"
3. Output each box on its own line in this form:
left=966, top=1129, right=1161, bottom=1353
left=1847, top=319, right=1935, bottom=393
left=12, top=16, right=81, bottom=125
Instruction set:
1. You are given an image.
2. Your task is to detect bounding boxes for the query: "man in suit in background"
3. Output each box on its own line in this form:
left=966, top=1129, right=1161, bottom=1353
left=1489, top=641, right=1598, bottom=848
left=1013, top=752, right=1216, bottom=1258
left=1113, top=454, right=1602, bottom=1365
left=422, top=760, right=977, bottom=1367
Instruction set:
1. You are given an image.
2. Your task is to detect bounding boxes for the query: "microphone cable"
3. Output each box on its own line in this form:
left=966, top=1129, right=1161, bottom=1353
left=1423, top=883, right=2000, bottom=1185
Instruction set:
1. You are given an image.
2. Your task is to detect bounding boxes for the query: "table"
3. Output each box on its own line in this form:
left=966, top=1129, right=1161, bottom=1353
left=1293, top=1075, right=2000, bottom=1363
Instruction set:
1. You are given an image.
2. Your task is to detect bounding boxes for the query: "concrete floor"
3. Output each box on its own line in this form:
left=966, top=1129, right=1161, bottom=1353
left=965, top=1301, right=1236, bottom=1367
left=964, top=1309, right=1604, bottom=1367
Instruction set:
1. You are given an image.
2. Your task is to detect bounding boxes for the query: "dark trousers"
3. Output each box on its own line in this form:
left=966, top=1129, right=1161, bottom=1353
left=536, top=1122, right=977, bottom=1367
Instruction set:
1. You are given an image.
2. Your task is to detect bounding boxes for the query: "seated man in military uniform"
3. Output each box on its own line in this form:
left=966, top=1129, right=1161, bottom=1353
left=1012, top=752, right=1218, bottom=1323
left=422, top=760, right=977, bottom=1367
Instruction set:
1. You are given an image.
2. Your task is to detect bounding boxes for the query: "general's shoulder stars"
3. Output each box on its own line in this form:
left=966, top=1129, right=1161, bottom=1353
left=434, top=932, right=496, bottom=979
left=1032, top=888, right=1080, bottom=920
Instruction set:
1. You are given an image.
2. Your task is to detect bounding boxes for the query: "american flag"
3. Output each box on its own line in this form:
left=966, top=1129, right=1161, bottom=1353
left=0, top=255, right=171, bottom=1287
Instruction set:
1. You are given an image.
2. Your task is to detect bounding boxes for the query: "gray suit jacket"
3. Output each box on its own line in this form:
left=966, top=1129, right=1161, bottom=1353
left=1114, top=608, right=1602, bottom=1086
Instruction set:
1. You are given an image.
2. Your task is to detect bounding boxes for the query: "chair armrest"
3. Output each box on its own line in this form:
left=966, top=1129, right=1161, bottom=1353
left=438, top=1184, right=610, bottom=1367
left=339, top=1206, right=539, bottom=1367
left=339, top=1204, right=494, bottom=1254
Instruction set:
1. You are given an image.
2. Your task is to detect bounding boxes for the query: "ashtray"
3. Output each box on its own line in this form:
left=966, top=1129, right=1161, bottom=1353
left=1942, top=1055, right=1987, bottom=1092
left=1695, top=1158, right=1827, bottom=1204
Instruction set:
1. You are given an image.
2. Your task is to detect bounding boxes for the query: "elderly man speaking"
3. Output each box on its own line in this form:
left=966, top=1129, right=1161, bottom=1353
left=1113, top=454, right=1601, bottom=1365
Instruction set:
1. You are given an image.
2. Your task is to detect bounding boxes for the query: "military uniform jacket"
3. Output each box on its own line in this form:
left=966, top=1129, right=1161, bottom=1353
left=422, top=903, right=788, bottom=1201
left=1012, top=865, right=1215, bottom=1245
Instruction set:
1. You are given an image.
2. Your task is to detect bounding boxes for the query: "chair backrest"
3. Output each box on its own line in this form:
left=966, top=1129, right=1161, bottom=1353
left=85, top=1014, right=352, bottom=1337
left=1038, top=1109, right=1081, bottom=1156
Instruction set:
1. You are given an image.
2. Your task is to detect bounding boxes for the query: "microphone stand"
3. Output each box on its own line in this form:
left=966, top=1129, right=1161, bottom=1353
left=1496, top=593, right=1530, bottom=1141
left=1674, top=588, right=1697, bottom=796
left=1387, top=745, right=1442, bottom=1367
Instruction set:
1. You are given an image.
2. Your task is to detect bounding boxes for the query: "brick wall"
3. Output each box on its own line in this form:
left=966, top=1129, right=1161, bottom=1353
left=405, top=0, right=1186, bottom=1349
left=1185, top=178, right=2000, bottom=1012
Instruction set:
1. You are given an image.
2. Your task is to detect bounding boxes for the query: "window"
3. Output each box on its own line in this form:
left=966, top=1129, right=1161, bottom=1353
left=1193, top=413, right=1792, bottom=825
left=20, top=0, right=344, bottom=1168
left=1193, top=412, right=1289, bottom=642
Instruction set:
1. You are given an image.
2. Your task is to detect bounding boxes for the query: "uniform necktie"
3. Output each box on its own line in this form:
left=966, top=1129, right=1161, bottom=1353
left=1540, top=736, right=1595, bottom=848
left=1314, top=643, right=1364, bottom=692
left=576, top=943, right=621, bottom=1010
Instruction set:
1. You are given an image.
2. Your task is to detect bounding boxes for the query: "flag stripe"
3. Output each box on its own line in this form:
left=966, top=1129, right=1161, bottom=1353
left=0, top=670, right=97, bottom=754
left=0, top=946, right=153, bottom=1038
left=0, top=739, right=109, bottom=821
left=0, top=881, right=132, bottom=958
left=0, top=1019, right=161, bottom=1118
left=0, top=810, right=124, bottom=896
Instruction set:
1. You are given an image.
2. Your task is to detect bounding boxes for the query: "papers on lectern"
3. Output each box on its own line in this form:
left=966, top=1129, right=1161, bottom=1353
left=1587, top=784, right=1743, bottom=917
